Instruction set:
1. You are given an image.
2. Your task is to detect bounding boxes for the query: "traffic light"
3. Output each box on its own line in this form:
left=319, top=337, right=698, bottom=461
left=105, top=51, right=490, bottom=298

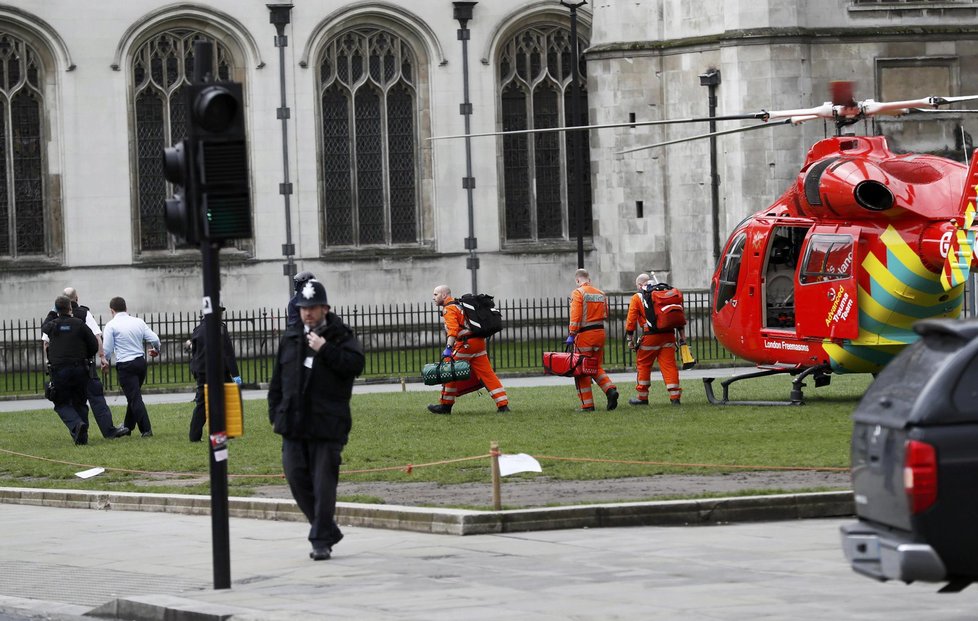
left=163, top=140, right=200, bottom=245
left=190, top=82, right=252, bottom=241
left=162, top=80, right=252, bottom=244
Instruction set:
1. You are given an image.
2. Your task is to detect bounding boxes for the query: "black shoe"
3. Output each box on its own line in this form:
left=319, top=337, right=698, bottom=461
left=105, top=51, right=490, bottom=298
left=576, top=407, right=595, bottom=412
left=109, top=426, right=131, bottom=438
left=310, top=545, right=332, bottom=561
left=141, top=431, right=154, bottom=438
left=628, top=398, right=648, bottom=406
left=497, top=405, right=511, bottom=413
left=427, top=404, right=452, bottom=415
left=606, top=388, right=620, bottom=411
left=671, top=399, right=682, bottom=406
left=73, top=422, right=89, bottom=445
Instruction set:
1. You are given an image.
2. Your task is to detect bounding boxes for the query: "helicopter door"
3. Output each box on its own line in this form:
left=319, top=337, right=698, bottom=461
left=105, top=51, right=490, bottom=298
left=763, top=226, right=808, bottom=330
left=794, top=229, right=860, bottom=340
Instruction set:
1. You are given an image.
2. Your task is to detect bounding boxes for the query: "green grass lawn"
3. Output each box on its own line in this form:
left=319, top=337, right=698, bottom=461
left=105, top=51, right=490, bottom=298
left=0, top=373, right=870, bottom=502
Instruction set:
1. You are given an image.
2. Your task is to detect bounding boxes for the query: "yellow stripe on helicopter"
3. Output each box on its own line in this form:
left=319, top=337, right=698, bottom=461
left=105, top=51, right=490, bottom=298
left=880, top=226, right=937, bottom=281
left=862, top=252, right=954, bottom=308
left=939, top=194, right=977, bottom=290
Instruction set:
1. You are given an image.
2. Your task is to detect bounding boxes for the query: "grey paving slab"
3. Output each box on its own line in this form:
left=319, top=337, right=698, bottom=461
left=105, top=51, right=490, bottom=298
left=0, top=503, right=972, bottom=621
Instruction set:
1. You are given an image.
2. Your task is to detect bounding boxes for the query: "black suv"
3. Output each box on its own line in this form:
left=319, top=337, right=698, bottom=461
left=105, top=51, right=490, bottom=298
left=840, top=319, right=978, bottom=592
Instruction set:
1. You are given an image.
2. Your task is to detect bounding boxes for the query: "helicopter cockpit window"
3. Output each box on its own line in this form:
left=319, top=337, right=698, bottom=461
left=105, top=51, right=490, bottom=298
left=715, top=231, right=747, bottom=313
left=800, top=234, right=854, bottom=284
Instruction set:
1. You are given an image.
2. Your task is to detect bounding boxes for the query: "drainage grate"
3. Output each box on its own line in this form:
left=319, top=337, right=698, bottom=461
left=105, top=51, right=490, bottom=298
left=0, top=560, right=204, bottom=607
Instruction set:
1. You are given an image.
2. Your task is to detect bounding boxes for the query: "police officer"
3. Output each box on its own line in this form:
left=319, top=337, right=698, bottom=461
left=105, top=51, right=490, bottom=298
left=268, top=279, right=364, bottom=561
left=42, top=296, right=99, bottom=445
left=187, top=305, right=241, bottom=442
left=42, top=288, right=130, bottom=439
left=286, top=271, right=316, bottom=327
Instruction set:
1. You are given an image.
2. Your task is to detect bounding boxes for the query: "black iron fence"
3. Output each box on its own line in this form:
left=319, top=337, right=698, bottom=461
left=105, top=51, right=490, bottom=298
left=1, top=291, right=732, bottom=396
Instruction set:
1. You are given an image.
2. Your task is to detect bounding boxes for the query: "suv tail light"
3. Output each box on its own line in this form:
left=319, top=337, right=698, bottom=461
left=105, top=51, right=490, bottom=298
left=904, top=440, right=938, bottom=514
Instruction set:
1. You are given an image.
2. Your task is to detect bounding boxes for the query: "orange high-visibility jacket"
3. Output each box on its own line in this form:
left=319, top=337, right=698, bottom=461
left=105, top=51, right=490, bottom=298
left=569, top=284, right=608, bottom=335
left=441, top=296, right=465, bottom=339
left=625, top=292, right=651, bottom=335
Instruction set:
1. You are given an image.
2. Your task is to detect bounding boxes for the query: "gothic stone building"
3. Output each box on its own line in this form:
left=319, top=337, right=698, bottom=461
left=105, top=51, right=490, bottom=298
left=1, top=0, right=976, bottom=319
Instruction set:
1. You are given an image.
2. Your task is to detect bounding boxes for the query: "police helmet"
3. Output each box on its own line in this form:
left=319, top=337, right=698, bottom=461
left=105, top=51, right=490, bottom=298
left=294, top=279, right=329, bottom=307
left=293, top=270, right=316, bottom=292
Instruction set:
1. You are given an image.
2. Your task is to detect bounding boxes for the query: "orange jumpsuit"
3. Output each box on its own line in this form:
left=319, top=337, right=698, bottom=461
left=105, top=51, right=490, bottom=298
left=438, top=296, right=509, bottom=409
left=625, top=292, right=681, bottom=403
left=569, top=284, right=616, bottom=409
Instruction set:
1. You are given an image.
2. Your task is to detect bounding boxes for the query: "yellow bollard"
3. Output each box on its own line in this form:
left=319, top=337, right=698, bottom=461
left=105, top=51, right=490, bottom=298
left=204, top=383, right=245, bottom=438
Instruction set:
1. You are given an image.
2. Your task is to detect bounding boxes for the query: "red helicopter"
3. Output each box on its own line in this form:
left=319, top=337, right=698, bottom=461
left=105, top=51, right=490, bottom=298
left=432, top=83, right=978, bottom=404
left=686, top=87, right=978, bottom=404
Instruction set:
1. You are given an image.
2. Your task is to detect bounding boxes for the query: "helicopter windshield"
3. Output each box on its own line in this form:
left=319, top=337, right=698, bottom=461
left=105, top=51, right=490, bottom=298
left=715, top=231, right=747, bottom=313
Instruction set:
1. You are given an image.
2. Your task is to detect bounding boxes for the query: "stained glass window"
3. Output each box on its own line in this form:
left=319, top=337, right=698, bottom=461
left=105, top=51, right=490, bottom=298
left=499, top=24, right=592, bottom=242
left=131, top=30, right=236, bottom=252
left=0, top=33, right=45, bottom=257
left=319, top=28, right=420, bottom=247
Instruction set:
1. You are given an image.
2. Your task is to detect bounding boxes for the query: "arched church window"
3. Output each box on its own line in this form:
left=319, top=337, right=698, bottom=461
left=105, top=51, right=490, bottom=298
left=319, top=28, right=420, bottom=247
left=131, top=29, right=235, bottom=253
left=498, top=24, right=591, bottom=242
left=0, top=33, right=46, bottom=257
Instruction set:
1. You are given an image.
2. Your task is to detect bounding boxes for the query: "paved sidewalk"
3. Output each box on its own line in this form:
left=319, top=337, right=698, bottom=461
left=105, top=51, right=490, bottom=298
left=0, top=504, right=968, bottom=621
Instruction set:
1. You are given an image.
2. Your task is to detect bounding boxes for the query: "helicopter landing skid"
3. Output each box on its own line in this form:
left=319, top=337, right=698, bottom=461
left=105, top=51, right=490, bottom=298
left=703, top=365, right=829, bottom=406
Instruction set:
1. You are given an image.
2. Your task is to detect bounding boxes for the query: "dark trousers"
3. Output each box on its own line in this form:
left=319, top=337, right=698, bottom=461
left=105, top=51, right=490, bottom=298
left=117, top=357, right=151, bottom=433
left=190, top=382, right=207, bottom=442
left=51, top=365, right=90, bottom=441
left=282, top=438, right=344, bottom=547
left=86, top=374, right=119, bottom=437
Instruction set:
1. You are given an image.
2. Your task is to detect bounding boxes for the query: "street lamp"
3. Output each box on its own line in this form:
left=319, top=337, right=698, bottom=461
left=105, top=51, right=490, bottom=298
left=560, top=0, right=587, bottom=269
left=268, top=3, right=296, bottom=295
left=699, top=69, right=721, bottom=263
left=454, top=1, right=479, bottom=293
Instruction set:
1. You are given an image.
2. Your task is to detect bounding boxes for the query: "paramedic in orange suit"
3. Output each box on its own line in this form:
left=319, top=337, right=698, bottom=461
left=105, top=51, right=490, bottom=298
left=625, top=273, right=683, bottom=406
left=566, top=269, right=619, bottom=412
left=427, top=285, right=510, bottom=415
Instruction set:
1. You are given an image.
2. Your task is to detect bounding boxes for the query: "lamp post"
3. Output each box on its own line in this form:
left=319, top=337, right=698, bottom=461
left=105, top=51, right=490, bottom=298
left=560, top=0, right=587, bottom=269
left=268, top=3, right=296, bottom=295
left=454, top=1, right=479, bottom=293
left=699, top=69, right=721, bottom=263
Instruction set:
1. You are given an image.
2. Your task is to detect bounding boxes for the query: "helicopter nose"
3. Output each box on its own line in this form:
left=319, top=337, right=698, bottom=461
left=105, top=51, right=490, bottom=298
left=854, top=180, right=894, bottom=211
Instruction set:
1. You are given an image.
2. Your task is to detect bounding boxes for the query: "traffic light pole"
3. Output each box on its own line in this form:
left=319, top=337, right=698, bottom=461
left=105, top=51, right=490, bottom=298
left=201, top=239, right=231, bottom=589
left=192, top=40, right=231, bottom=591
left=164, top=38, right=251, bottom=590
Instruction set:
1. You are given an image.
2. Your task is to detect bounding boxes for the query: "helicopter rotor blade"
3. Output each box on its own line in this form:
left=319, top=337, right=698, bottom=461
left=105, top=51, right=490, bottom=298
left=429, top=95, right=978, bottom=142
left=862, top=95, right=978, bottom=116
left=617, top=119, right=793, bottom=154
left=427, top=113, right=768, bottom=141
left=906, top=107, right=978, bottom=115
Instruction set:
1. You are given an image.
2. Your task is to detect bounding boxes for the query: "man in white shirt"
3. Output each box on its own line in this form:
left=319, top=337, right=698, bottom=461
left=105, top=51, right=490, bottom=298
left=41, top=288, right=130, bottom=439
left=102, top=297, right=161, bottom=437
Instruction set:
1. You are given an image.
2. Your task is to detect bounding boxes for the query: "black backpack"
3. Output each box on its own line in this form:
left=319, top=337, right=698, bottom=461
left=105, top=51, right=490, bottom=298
left=454, top=293, right=503, bottom=338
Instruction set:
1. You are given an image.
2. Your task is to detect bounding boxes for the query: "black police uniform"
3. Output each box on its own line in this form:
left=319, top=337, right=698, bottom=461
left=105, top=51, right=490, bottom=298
left=268, top=281, right=364, bottom=559
left=42, top=313, right=99, bottom=444
left=43, top=303, right=128, bottom=439
left=187, top=318, right=240, bottom=442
